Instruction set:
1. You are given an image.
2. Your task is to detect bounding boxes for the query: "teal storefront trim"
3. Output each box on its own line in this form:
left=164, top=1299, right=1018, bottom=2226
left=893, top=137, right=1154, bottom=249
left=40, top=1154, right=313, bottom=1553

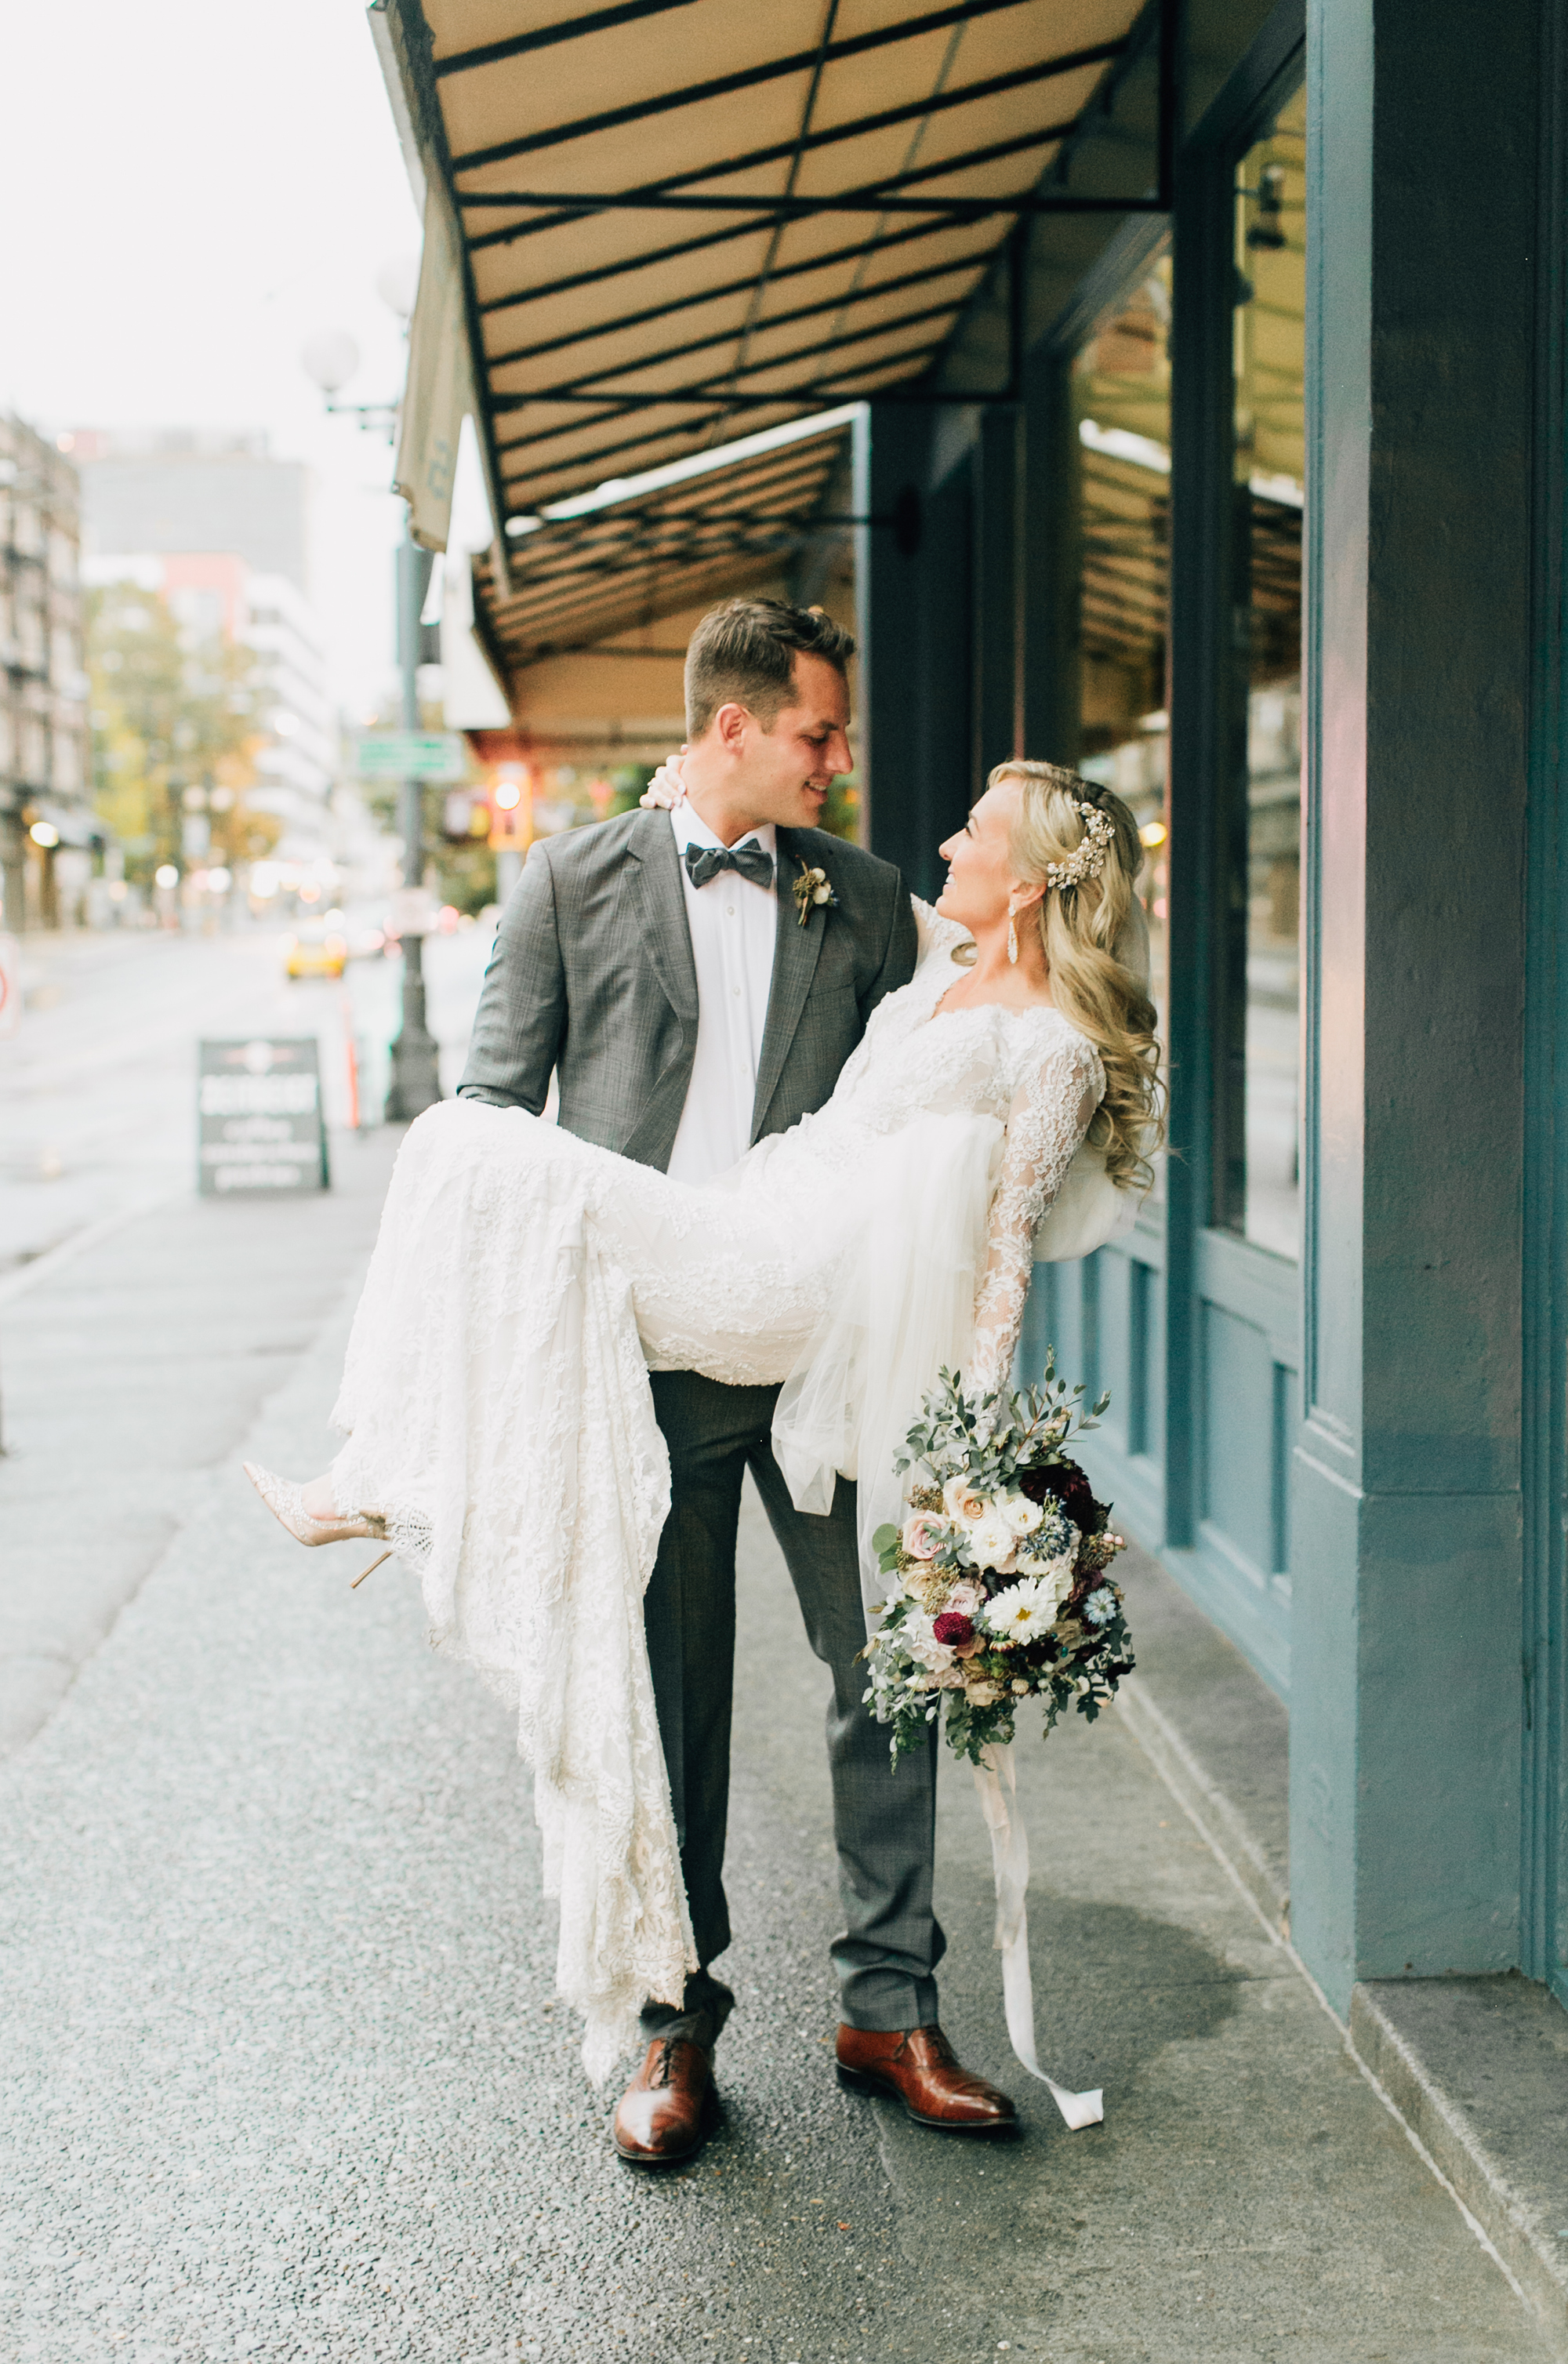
left=1018, top=1220, right=1298, bottom=1702
left=1521, top=0, right=1568, bottom=2010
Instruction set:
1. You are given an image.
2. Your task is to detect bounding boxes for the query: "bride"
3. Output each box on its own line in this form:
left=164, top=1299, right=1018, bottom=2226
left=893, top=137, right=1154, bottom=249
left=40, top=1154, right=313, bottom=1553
left=246, top=755, right=1160, bottom=2079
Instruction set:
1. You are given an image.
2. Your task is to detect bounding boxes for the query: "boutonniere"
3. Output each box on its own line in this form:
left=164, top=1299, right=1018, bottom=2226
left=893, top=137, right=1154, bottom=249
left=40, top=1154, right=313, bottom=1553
left=791, top=861, right=839, bottom=928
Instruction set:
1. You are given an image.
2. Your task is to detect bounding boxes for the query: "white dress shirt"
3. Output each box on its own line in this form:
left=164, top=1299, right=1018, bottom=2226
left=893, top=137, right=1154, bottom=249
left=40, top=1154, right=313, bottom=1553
left=666, top=804, right=779, bottom=1185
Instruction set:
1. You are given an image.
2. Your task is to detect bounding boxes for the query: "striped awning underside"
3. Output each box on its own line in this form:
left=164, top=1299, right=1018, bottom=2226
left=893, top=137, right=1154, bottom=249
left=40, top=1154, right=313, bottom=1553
left=394, top=0, right=1158, bottom=520
left=474, top=411, right=855, bottom=670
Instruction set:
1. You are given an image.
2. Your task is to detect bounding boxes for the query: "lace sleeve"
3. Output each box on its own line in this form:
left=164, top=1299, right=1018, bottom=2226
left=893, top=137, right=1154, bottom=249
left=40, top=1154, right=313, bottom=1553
left=969, top=1026, right=1105, bottom=1400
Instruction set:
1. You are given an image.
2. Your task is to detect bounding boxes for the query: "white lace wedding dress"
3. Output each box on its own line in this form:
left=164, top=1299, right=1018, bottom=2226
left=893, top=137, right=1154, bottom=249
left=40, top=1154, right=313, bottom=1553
left=328, top=906, right=1104, bottom=2075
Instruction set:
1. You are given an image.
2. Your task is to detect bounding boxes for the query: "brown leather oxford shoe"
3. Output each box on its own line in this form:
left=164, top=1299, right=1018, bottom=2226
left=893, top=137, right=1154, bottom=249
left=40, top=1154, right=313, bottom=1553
left=612, top=2034, right=717, bottom=2167
left=835, top=2024, right=1018, bottom=2133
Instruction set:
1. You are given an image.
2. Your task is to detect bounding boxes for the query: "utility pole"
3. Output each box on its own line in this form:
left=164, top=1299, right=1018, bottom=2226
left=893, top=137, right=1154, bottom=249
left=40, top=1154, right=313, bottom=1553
left=383, top=530, right=443, bottom=1120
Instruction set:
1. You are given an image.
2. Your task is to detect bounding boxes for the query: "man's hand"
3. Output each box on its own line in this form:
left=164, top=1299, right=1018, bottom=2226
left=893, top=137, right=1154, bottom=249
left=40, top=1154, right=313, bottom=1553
left=640, top=748, right=689, bottom=810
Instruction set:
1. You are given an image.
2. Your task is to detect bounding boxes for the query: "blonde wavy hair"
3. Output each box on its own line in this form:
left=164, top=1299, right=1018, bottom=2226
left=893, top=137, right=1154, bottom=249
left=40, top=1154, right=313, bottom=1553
left=990, top=757, right=1163, bottom=1192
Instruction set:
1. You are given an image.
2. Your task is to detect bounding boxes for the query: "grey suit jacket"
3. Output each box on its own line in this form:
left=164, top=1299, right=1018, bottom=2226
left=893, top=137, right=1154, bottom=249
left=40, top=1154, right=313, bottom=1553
left=456, top=807, right=918, bottom=1172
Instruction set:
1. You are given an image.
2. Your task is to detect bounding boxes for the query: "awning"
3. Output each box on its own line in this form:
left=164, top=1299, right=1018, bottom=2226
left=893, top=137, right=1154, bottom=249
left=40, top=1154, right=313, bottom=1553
left=379, top=0, right=1166, bottom=527
left=473, top=404, right=855, bottom=678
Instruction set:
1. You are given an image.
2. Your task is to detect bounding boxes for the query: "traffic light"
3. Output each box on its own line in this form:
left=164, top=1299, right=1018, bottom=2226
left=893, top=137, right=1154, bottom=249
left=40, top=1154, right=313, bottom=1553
left=489, top=768, right=532, bottom=852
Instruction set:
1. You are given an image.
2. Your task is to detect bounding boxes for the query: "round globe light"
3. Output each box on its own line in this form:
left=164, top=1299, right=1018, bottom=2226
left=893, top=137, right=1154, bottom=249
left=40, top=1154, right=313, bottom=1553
left=154, top=863, right=180, bottom=889
left=375, top=255, right=420, bottom=321
left=300, top=329, right=361, bottom=396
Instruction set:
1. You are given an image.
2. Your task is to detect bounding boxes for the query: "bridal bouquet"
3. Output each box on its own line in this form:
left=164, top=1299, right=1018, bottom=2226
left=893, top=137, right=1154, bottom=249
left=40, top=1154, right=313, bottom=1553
left=865, top=1358, right=1134, bottom=1767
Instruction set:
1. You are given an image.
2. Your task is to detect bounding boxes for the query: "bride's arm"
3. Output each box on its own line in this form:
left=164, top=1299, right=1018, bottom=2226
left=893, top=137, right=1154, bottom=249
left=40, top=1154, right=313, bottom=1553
left=967, top=1032, right=1104, bottom=1401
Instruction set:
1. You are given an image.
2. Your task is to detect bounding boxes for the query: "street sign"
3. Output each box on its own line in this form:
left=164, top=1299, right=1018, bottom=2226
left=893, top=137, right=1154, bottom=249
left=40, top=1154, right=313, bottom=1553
left=387, top=887, right=438, bottom=938
left=198, top=1038, right=329, bottom=1196
left=354, top=731, right=466, bottom=781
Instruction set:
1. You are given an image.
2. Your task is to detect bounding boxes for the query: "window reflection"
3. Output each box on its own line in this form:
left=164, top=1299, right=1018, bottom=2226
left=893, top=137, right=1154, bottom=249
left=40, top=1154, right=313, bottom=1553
left=1233, top=88, right=1305, bottom=1258
left=1071, top=256, right=1172, bottom=1194
left=1062, top=84, right=1303, bottom=1255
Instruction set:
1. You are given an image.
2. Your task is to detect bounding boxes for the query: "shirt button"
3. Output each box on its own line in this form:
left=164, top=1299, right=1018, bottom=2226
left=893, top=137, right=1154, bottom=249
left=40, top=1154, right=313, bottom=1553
left=726, top=904, right=735, bottom=916
left=732, top=985, right=741, bottom=997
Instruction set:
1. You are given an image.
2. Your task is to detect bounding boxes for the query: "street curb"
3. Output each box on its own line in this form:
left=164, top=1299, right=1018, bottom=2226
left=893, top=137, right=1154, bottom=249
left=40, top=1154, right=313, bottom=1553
left=0, top=1186, right=185, bottom=1309
left=1348, top=1984, right=1568, bottom=2350
left=1112, top=1672, right=1289, bottom=1934
left=1116, top=1669, right=1567, bottom=2356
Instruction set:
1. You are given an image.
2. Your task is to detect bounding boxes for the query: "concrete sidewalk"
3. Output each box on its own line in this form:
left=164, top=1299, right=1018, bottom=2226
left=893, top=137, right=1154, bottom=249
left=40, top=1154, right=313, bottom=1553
left=0, top=1174, right=1551, bottom=2363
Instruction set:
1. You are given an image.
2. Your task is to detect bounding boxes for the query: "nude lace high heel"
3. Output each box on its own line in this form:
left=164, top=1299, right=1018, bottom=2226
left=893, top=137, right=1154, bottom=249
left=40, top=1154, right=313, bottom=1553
left=243, top=1463, right=392, bottom=1587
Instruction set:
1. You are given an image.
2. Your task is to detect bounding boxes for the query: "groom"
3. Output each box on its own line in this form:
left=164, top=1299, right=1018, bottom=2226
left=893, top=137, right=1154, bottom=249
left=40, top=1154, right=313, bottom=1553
left=459, top=597, right=1016, bottom=2160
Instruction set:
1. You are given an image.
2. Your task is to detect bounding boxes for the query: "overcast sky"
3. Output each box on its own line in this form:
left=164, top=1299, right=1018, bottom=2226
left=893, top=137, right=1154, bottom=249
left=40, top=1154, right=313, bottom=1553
left=0, top=0, right=424, bottom=717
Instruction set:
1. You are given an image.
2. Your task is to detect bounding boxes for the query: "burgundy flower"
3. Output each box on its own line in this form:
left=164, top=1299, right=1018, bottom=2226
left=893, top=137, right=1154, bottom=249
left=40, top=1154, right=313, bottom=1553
left=1018, top=1456, right=1106, bottom=1535
left=932, top=1611, right=975, bottom=1646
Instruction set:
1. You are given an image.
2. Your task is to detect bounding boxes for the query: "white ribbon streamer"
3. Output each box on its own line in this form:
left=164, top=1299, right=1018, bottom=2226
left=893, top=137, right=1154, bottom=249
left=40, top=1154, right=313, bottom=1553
left=971, top=1742, right=1103, bottom=2130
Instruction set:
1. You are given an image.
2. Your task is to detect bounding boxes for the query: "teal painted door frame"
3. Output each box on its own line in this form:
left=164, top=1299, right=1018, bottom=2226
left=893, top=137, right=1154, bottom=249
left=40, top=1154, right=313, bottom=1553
left=1521, top=0, right=1568, bottom=2008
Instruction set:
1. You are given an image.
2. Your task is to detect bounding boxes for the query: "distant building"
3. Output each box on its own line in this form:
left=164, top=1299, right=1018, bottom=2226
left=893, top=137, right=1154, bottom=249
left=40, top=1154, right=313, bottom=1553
left=72, top=428, right=307, bottom=589
left=0, top=416, right=92, bottom=931
left=74, top=430, right=334, bottom=855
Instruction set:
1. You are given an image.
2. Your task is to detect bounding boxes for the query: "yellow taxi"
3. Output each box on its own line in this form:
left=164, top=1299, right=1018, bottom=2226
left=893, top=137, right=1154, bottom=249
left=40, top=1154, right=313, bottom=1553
left=285, top=918, right=347, bottom=979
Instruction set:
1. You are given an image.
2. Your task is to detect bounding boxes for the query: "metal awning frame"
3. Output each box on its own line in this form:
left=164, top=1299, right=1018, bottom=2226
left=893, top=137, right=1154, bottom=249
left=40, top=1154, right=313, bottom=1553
left=384, top=0, right=1181, bottom=537
left=470, top=407, right=861, bottom=663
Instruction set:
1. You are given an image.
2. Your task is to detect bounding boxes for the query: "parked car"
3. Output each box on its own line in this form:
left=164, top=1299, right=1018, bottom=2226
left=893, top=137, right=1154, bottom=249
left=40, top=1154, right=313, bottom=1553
left=285, top=919, right=347, bottom=979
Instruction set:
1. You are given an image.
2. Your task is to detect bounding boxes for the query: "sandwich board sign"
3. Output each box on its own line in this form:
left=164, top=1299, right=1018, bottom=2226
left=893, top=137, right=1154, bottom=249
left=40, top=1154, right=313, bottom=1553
left=198, top=1037, right=329, bottom=1196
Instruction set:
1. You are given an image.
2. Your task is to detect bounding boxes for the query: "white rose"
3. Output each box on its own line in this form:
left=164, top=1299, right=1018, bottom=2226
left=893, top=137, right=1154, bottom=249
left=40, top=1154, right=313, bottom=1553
left=961, top=1510, right=1018, bottom=1574
left=1034, top=1555, right=1077, bottom=1611
left=1000, top=1491, right=1044, bottom=1535
left=901, top=1611, right=955, bottom=1676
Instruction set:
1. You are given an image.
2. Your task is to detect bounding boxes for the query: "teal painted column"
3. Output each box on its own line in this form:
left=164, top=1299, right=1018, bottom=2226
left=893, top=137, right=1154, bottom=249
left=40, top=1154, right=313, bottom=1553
left=1019, top=351, right=1083, bottom=772
left=1291, top=0, right=1539, bottom=2008
left=971, top=405, right=1022, bottom=786
left=855, top=401, right=927, bottom=871
left=856, top=401, right=974, bottom=896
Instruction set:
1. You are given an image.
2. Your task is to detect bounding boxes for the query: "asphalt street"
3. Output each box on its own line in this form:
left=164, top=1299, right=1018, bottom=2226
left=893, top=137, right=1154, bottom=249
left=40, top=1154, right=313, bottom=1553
left=0, top=928, right=1551, bottom=2363
left=0, top=921, right=494, bottom=1277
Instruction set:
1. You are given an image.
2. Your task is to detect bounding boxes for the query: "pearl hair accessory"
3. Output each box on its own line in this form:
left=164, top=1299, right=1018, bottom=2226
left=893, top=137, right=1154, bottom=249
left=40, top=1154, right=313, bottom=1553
left=1044, top=801, right=1116, bottom=892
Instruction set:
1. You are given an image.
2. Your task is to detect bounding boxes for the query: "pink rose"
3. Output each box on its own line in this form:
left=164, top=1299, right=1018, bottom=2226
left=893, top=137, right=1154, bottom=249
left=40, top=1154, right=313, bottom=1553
left=901, top=1512, right=948, bottom=1560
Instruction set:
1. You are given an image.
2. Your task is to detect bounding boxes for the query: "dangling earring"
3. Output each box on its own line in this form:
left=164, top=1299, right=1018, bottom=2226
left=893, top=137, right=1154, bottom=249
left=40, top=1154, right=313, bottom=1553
left=1007, top=903, right=1019, bottom=965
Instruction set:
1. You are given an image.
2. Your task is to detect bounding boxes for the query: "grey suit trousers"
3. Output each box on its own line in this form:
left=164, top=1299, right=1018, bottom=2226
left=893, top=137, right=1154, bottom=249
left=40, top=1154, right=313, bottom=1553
left=644, top=1367, right=945, bottom=2033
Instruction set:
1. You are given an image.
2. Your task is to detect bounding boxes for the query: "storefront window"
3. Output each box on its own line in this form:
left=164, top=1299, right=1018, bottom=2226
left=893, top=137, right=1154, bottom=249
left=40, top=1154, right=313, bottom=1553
left=1232, top=89, right=1305, bottom=1258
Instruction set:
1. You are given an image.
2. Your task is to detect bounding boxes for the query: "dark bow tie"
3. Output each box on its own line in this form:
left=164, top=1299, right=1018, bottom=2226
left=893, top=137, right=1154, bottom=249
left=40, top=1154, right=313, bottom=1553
left=683, top=840, right=775, bottom=891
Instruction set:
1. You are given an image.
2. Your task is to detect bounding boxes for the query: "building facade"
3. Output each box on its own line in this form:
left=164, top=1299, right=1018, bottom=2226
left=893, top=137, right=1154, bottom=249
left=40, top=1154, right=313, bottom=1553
left=379, top=0, right=1568, bottom=2283
left=849, top=0, right=1567, bottom=2029
left=76, top=432, right=336, bottom=860
left=0, top=416, right=92, bottom=931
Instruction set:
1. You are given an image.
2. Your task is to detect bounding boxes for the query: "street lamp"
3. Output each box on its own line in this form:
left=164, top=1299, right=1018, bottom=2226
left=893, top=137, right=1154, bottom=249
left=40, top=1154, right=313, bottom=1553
left=300, top=271, right=441, bottom=1120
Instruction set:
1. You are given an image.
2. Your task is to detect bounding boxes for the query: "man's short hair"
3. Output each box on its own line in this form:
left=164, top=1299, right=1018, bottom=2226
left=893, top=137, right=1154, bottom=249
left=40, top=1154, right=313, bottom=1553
left=684, top=597, right=855, bottom=739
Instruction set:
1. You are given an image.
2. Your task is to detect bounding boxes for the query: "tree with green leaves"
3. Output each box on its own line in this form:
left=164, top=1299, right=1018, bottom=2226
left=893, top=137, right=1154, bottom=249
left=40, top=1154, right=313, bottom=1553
left=87, top=584, right=274, bottom=881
